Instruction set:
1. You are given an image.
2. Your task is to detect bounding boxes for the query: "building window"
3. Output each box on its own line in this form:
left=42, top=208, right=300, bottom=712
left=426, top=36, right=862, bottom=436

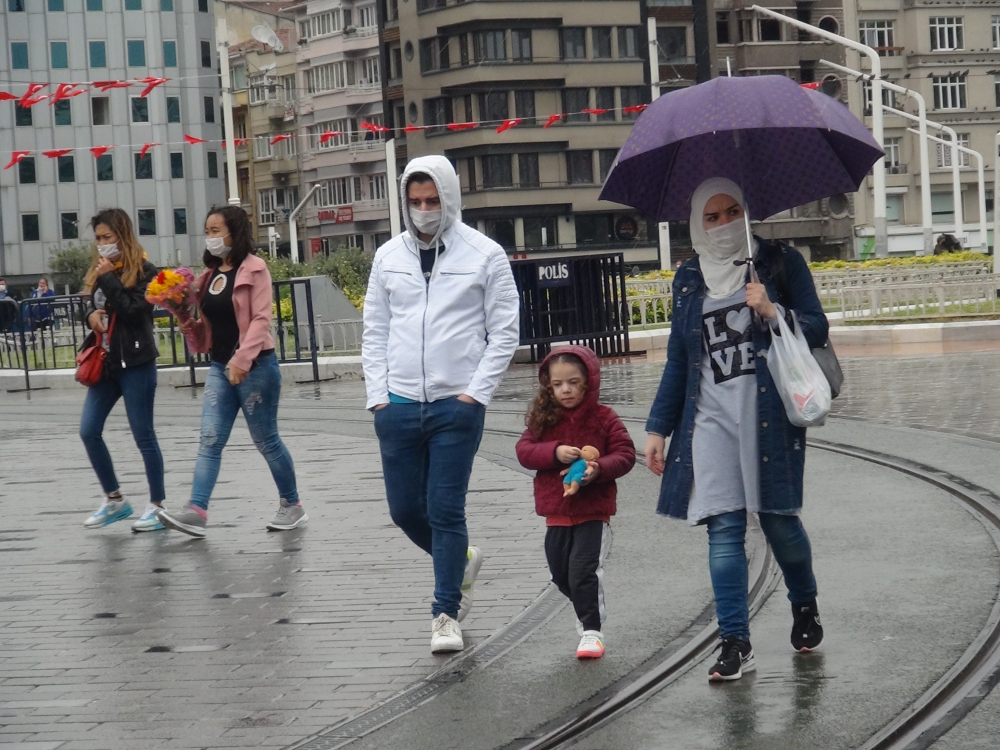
left=58, top=155, right=75, bottom=183
left=514, top=90, right=535, bottom=125
left=169, top=152, right=183, bottom=178
left=131, top=97, right=149, bottom=122
left=511, top=29, right=532, bottom=61
left=199, top=0, right=208, bottom=11
left=300, top=10, right=343, bottom=39
left=561, top=28, right=587, bottom=60
left=617, top=27, right=640, bottom=58
left=18, top=157, right=35, bottom=185
left=524, top=217, right=556, bottom=249
left=567, top=151, right=594, bottom=184
left=166, top=96, right=180, bottom=123
left=479, top=91, right=509, bottom=123
left=163, top=41, right=177, bottom=67
left=204, top=96, right=216, bottom=122
left=207, top=152, right=219, bottom=178
left=995, top=74, right=1000, bottom=107
left=621, top=86, right=649, bottom=118
left=61, top=212, right=78, bottom=240
left=314, top=177, right=361, bottom=207
left=137, top=209, right=156, bottom=236
left=717, top=12, right=730, bottom=44
left=884, top=137, right=901, bottom=168
left=201, top=40, right=212, bottom=68
left=931, top=192, right=954, bottom=224
left=259, top=190, right=277, bottom=224
left=89, top=41, right=106, bottom=68
left=859, top=20, right=896, bottom=56
left=135, top=153, right=153, bottom=179
left=599, top=149, right=617, bottom=182
left=86, top=0, right=102, bottom=8
left=96, top=154, right=113, bottom=181
left=563, top=88, right=590, bottom=123
left=423, top=97, right=453, bottom=127
left=125, top=0, right=141, bottom=8
left=929, top=17, right=963, bottom=51
left=358, top=4, right=377, bottom=27
left=161, top=0, right=173, bottom=9
left=862, top=80, right=896, bottom=114
left=885, top=195, right=903, bottom=224
left=593, top=27, right=613, bottom=59
left=595, top=88, right=616, bottom=121
left=51, top=42, right=68, bottom=68
left=90, top=97, right=110, bottom=125
left=11, top=42, right=28, bottom=69
left=657, top=27, right=687, bottom=63
left=126, top=40, right=145, bottom=67
left=174, top=208, right=187, bottom=235
left=932, top=74, right=967, bottom=110
left=419, top=37, right=450, bottom=72
left=758, top=18, right=782, bottom=41
left=482, top=155, right=513, bottom=188
left=53, top=100, right=72, bottom=126
left=936, top=132, right=970, bottom=168
left=15, top=104, right=32, bottom=126
left=485, top=219, right=516, bottom=250
left=518, top=153, right=539, bottom=188
left=9, top=0, right=24, bottom=9
left=255, top=135, right=273, bottom=159
left=22, top=215, right=40, bottom=243
left=993, top=16, right=1000, bottom=49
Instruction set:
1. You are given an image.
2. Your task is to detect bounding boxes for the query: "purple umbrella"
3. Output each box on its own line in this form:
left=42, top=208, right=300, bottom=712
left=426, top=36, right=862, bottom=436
left=599, top=75, right=884, bottom=222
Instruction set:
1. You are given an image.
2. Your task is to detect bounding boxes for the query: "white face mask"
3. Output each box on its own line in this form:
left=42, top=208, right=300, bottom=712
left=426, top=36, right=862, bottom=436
left=410, top=208, right=442, bottom=236
left=705, top=219, right=749, bottom=256
left=0, top=284, right=6, bottom=293
left=97, top=243, right=121, bottom=260
left=206, top=235, right=231, bottom=258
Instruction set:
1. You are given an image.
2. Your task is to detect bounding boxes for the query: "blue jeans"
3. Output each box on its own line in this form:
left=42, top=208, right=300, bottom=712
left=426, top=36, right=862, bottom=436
left=707, top=510, right=818, bottom=642
left=190, top=352, right=298, bottom=510
left=80, top=360, right=165, bottom=503
left=373, top=397, right=486, bottom=619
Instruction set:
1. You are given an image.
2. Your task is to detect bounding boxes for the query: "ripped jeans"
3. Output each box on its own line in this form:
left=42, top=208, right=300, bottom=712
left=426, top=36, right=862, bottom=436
left=190, top=351, right=299, bottom=510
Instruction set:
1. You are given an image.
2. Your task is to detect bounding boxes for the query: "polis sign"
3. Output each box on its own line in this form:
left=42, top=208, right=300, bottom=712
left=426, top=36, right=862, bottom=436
left=537, top=261, right=572, bottom=288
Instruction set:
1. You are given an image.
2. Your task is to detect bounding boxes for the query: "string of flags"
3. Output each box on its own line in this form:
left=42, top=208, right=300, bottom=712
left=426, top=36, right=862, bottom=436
left=1, top=102, right=651, bottom=167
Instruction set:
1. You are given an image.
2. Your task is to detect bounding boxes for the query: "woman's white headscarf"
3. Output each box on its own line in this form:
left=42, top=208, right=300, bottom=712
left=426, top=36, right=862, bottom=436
left=689, top=177, right=757, bottom=300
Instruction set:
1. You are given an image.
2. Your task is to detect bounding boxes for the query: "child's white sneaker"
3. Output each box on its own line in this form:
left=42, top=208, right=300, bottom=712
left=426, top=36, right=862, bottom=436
left=577, top=630, right=605, bottom=659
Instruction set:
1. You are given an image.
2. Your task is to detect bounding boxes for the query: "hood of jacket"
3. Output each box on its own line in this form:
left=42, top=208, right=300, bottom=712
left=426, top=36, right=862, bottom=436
left=400, top=155, right=462, bottom=249
left=538, top=344, right=602, bottom=413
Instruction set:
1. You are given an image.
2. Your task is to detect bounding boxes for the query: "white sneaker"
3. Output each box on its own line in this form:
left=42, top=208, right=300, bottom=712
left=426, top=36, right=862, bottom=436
left=132, top=504, right=165, bottom=533
left=431, top=613, right=464, bottom=654
left=457, top=546, right=483, bottom=623
left=576, top=619, right=585, bottom=637
left=577, top=631, right=606, bottom=659
left=84, top=497, right=133, bottom=528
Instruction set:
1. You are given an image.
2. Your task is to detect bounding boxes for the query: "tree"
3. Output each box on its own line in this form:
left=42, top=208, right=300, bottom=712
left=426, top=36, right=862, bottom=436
left=49, top=243, right=93, bottom=293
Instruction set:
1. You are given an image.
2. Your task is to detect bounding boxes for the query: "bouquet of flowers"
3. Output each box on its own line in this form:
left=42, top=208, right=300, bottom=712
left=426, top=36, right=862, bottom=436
left=146, top=267, right=198, bottom=322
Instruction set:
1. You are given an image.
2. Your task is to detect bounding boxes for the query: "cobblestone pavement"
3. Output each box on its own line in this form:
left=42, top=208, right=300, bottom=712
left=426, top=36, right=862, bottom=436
left=2, top=349, right=1000, bottom=749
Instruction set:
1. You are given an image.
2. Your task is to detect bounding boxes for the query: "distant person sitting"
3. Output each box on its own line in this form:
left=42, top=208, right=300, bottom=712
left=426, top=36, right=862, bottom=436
left=30, top=277, right=56, bottom=329
left=934, top=234, right=962, bottom=255
left=0, top=278, right=21, bottom=333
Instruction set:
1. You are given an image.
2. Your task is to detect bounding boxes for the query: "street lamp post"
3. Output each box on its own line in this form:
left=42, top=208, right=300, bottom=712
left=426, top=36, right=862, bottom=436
left=288, top=183, right=322, bottom=264
left=751, top=5, right=888, bottom=257
left=216, top=18, right=240, bottom=207
left=820, top=60, right=933, bottom=255
left=647, top=17, right=671, bottom=271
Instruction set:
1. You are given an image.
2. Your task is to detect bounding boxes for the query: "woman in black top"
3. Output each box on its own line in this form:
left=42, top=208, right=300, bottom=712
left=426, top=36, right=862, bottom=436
left=80, top=208, right=166, bottom=533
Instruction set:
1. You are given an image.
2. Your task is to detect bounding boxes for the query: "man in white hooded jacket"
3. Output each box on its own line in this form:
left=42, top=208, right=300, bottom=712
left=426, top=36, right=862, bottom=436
left=363, top=155, right=520, bottom=653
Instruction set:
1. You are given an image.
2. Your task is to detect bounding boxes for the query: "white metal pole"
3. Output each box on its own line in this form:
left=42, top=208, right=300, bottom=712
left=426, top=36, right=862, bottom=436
left=995, top=132, right=1000, bottom=258
left=216, top=18, right=240, bottom=207
left=941, top=125, right=964, bottom=245
left=647, top=17, right=671, bottom=270
left=288, top=183, right=321, bottom=264
left=752, top=6, right=887, bottom=257
left=385, top=138, right=401, bottom=237
left=822, top=61, right=932, bottom=254
left=908, top=129, right=983, bottom=250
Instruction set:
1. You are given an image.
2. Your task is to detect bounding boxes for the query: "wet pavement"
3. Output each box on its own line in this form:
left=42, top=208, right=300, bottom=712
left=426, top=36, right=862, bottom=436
left=2, top=349, right=1000, bottom=748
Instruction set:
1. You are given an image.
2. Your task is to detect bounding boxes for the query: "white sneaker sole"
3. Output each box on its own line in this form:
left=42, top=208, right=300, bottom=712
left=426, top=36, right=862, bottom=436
left=159, top=512, right=206, bottom=538
left=131, top=520, right=165, bottom=533
left=431, top=639, right=464, bottom=654
left=709, top=657, right=756, bottom=682
left=266, top=512, right=308, bottom=531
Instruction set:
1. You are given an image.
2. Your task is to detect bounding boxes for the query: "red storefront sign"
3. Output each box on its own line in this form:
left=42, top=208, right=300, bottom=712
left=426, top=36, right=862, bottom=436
left=310, top=238, right=322, bottom=257
left=317, top=207, right=354, bottom=224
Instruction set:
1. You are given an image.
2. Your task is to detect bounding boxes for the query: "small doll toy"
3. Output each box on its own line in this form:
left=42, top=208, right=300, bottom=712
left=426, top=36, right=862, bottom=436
left=563, top=446, right=601, bottom=496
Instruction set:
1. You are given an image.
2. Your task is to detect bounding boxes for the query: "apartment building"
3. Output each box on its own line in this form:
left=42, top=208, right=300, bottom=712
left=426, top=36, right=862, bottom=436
left=380, top=0, right=657, bottom=264
left=0, top=0, right=225, bottom=284
left=293, top=0, right=391, bottom=257
left=844, top=2, right=998, bottom=254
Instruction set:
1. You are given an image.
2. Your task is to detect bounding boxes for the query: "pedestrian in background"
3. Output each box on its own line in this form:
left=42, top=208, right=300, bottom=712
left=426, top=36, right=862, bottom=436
left=363, top=155, right=520, bottom=654
left=30, top=277, right=56, bottom=330
left=644, top=178, right=828, bottom=682
left=160, top=206, right=306, bottom=538
left=80, top=208, right=166, bottom=532
left=516, top=346, right=635, bottom=660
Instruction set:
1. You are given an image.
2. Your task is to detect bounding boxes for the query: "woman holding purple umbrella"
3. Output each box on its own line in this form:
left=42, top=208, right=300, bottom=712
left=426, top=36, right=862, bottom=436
left=643, top=177, right=830, bottom=682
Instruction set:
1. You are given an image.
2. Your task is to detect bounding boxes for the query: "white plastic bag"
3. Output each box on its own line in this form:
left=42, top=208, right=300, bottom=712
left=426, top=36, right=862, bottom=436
left=766, top=312, right=831, bottom=428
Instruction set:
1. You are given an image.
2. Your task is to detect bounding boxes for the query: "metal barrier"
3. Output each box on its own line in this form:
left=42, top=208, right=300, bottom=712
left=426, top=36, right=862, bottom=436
left=512, top=254, right=630, bottom=361
left=839, top=277, right=1000, bottom=322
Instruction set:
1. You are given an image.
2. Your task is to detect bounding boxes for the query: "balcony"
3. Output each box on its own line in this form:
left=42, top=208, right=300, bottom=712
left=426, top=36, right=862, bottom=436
left=346, top=82, right=382, bottom=97
left=350, top=138, right=386, bottom=154
left=886, top=164, right=908, bottom=175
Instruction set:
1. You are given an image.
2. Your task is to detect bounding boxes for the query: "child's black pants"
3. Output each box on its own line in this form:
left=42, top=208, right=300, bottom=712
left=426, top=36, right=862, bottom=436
left=544, top=520, right=610, bottom=633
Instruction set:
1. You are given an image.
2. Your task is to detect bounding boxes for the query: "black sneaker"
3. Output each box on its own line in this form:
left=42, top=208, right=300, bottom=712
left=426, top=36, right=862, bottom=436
left=791, top=599, right=823, bottom=652
left=708, top=636, right=755, bottom=681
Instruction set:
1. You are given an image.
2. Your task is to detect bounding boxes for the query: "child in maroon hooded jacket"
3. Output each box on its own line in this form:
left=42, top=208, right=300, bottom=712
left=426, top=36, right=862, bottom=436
left=516, top=346, right=636, bottom=659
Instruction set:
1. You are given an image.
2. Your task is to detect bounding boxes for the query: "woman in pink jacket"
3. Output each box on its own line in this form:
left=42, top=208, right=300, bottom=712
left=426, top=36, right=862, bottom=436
left=159, top=206, right=307, bottom=538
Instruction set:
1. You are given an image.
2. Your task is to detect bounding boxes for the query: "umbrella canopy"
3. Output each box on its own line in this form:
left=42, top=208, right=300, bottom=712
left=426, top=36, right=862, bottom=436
left=599, top=75, right=884, bottom=222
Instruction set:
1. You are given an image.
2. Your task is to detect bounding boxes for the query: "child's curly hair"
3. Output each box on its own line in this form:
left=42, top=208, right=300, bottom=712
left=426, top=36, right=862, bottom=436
left=525, top=353, right=588, bottom=436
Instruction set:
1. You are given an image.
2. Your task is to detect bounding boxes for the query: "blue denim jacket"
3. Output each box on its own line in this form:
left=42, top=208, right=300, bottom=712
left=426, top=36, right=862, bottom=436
left=645, top=238, right=829, bottom=519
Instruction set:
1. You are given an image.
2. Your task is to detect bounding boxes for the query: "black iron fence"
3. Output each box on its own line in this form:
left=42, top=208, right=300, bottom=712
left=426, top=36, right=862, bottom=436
left=0, top=279, right=322, bottom=390
left=512, top=253, right=630, bottom=362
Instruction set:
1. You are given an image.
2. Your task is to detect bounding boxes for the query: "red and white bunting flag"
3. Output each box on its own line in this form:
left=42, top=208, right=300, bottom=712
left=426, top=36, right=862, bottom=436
left=49, top=83, right=88, bottom=104
left=622, top=104, right=648, bottom=115
left=496, top=118, right=522, bottom=134
left=183, top=134, right=207, bottom=144
left=800, top=82, right=821, bottom=90
left=319, top=130, right=342, bottom=144
left=270, top=134, right=293, bottom=145
left=3, top=151, right=31, bottom=170
left=18, top=84, right=46, bottom=107
left=222, top=138, right=247, bottom=149
left=360, top=121, right=390, bottom=133
left=139, top=142, right=158, bottom=158
left=93, top=80, right=133, bottom=91
left=0, top=92, right=18, bottom=102
left=581, top=108, right=609, bottom=116
left=403, top=125, right=423, bottom=133
left=447, top=122, right=477, bottom=131
left=136, top=77, right=169, bottom=98
left=90, top=146, right=113, bottom=158
left=543, top=113, right=565, bottom=129
left=22, top=94, right=51, bottom=107
left=42, top=149, right=73, bottom=158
